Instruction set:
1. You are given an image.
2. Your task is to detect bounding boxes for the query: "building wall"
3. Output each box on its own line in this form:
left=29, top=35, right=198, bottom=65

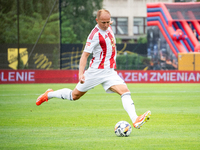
left=103, top=0, right=173, bottom=40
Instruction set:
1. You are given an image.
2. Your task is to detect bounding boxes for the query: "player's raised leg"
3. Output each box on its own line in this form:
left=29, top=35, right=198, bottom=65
left=48, top=88, right=73, bottom=100
left=36, top=88, right=86, bottom=106
left=36, top=89, right=54, bottom=106
left=36, top=88, right=73, bottom=106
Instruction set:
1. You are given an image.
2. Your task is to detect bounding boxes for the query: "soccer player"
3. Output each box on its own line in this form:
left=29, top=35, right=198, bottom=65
left=36, top=9, right=151, bottom=129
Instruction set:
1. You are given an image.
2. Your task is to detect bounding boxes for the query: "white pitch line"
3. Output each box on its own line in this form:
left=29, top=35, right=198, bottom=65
left=0, top=90, right=199, bottom=97
left=0, top=94, right=39, bottom=97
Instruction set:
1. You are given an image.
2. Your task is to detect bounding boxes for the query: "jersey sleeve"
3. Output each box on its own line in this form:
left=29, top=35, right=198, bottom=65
left=84, top=32, right=99, bottom=53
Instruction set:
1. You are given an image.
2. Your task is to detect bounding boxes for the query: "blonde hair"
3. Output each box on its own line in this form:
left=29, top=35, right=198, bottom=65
left=96, top=9, right=111, bottom=19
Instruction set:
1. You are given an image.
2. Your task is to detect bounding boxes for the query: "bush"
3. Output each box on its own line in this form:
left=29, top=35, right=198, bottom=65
left=116, top=53, right=150, bottom=70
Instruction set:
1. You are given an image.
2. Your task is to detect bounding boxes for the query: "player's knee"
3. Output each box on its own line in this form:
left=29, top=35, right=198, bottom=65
left=71, top=89, right=86, bottom=100
left=72, top=92, right=83, bottom=100
left=72, top=94, right=81, bottom=100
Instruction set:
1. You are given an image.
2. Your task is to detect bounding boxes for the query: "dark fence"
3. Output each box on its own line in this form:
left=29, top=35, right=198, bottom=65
left=0, top=43, right=147, bottom=70
left=60, top=43, right=148, bottom=70
left=0, top=44, right=60, bottom=70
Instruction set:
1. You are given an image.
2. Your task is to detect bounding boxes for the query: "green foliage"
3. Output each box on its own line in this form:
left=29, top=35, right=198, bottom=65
left=0, top=0, right=103, bottom=44
left=60, top=0, right=103, bottom=44
left=0, top=9, right=17, bottom=43
left=0, top=0, right=59, bottom=44
left=128, top=39, right=135, bottom=44
left=116, top=53, right=150, bottom=70
left=60, top=13, right=77, bottom=44
left=115, top=38, right=122, bottom=44
left=137, top=36, right=147, bottom=44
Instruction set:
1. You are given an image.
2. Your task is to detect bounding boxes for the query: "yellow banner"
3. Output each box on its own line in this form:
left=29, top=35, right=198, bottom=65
left=7, top=48, right=28, bottom=70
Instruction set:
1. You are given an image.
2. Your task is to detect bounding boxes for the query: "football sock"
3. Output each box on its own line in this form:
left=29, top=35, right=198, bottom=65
left=48, top=88, right=73, bottom=100
left=121, top=92, right=138, bottom=123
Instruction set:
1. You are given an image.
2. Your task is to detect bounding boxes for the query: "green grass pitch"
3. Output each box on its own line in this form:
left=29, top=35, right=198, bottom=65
left=0, top=83, right=200, bottom=150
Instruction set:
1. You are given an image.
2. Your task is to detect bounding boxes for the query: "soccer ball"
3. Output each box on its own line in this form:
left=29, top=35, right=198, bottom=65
left=114, top=121, right=132, bottom=137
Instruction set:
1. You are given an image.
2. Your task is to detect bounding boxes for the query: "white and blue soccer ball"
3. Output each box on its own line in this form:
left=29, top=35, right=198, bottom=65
left=114, top=121, right=132, bottom=137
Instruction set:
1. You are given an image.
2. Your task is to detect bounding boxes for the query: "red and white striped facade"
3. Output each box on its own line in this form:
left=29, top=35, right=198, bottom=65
left=84, top=25, right=116, bottom=69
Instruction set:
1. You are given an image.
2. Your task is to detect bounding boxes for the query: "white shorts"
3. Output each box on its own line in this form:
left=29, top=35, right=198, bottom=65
left=76, top=68, right=126, bottom=93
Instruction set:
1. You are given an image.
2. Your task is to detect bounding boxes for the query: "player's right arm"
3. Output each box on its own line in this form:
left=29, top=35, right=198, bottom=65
left=79, top=26, right=99, bottom=83
left=79, top=51, right=90, bottom=84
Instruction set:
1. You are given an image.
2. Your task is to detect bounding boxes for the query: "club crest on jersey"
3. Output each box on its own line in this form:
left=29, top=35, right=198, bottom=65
left=111, top=38, right=115, bottom=48
left=86, top=42, right=91, bottom=49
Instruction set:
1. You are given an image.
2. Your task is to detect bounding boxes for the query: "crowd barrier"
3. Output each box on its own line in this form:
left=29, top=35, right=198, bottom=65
left=0, top=70, right=200, bottom=84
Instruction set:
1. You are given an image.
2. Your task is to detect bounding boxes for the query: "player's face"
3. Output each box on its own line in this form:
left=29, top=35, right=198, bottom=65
left=96, top=12, right=111, bottom=31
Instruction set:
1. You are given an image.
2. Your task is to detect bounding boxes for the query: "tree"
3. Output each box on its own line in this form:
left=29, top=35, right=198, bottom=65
left=0, top=0, right=103, bottom=44
left=137, top=36, right=147, bottom=44
left=0, top=0, right=17, bottom=43
left=60, top=0, right=103, bottom=43
left=0, top=0, right=60, bottom=44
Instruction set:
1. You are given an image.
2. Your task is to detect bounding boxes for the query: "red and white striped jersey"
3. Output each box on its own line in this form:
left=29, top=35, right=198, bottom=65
left=84, top=25, right=117, bottom=69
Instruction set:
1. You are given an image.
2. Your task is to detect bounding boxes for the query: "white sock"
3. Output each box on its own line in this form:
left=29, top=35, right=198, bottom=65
left=121, top=92, right=138, bottom=123
left=48, top=88, right=73, bottom=100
